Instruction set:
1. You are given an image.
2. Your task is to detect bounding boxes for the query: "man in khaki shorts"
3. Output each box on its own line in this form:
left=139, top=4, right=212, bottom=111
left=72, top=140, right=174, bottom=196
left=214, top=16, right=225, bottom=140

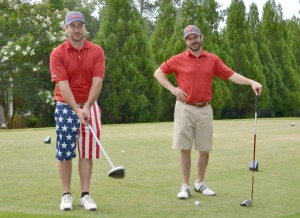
left=154, top=25, right=262, bottom=199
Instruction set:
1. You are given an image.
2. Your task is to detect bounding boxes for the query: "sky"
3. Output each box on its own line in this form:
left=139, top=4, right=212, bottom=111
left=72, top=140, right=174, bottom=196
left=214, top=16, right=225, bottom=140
left=29, top=0, right=299, bottom=20
left=217, top=0, right=300, bottom=19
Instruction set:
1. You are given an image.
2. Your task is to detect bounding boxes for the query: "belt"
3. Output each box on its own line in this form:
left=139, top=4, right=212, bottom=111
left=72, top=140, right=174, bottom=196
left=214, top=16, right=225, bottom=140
left=185, top=102, right=210, bottom=108
left=57, top=101, right=85, bottom=107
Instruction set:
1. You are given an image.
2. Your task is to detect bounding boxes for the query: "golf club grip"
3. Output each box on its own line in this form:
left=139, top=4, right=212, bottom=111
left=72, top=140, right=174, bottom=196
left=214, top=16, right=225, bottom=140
left=255, top=94, right=258, bottom=115
left=253, top=94, right=258, bottom=134
left=87, top=123, right=116, bottom=169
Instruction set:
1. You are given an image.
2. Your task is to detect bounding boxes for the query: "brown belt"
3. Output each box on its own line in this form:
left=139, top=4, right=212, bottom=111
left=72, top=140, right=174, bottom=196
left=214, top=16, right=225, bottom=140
left=185, top=102, right=210, bottom=108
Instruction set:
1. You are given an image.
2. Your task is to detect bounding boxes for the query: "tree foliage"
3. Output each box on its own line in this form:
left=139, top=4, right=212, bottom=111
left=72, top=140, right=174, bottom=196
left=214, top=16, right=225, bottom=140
left=93, top=0, right=161, bottom=123
left=222, top=0, right=268, bottom=117
left=0, top=0, right=299, bottom=128
left=0, top=0, right=67, bottom=128
left=261, top=0, right=300, bottom=116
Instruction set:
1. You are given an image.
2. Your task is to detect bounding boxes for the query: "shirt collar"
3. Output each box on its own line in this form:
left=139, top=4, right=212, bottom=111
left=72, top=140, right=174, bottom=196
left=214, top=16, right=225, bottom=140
left=185, top=48, right=207, bottom=57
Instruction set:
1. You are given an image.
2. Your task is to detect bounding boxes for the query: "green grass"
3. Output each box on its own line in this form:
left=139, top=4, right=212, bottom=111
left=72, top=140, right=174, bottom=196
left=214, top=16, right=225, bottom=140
left=0, top=118, right=299, bottom=218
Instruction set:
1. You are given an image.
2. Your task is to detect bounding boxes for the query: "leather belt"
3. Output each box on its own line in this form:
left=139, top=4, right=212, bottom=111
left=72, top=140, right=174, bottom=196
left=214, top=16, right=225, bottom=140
left=185, top=102, right=210, bottom=108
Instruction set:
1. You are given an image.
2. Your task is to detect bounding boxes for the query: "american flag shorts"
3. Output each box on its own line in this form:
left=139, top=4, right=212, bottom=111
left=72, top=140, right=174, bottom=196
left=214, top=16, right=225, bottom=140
left=55, top=101, right=101, bottom=160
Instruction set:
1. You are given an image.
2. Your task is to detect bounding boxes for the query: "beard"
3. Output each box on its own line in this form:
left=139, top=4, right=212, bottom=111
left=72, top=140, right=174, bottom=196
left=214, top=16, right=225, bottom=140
left=70, top=34, right=84, bottom=42
left=188, top=40, right=202, bottom=51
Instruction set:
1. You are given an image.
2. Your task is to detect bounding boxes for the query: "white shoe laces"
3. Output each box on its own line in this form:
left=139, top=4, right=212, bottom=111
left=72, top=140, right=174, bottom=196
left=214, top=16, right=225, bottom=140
left=84, top=195, right=95, bottom=204
left=62, top=194, right=72, bottom=203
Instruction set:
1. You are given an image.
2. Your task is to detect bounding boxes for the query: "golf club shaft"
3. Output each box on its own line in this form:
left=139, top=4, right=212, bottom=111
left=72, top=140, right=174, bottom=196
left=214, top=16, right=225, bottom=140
left=87, top=123, right=116, bottom=169
left=251, top=135, right=256, bottom=201
left=251, top=94, right=258, bottom=201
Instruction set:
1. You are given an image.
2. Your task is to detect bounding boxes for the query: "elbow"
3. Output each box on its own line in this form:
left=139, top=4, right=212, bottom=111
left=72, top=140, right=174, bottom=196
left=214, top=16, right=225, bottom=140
left=153, top=69, right=158, bottom=78
left=154, top=68, right=162, bottom=79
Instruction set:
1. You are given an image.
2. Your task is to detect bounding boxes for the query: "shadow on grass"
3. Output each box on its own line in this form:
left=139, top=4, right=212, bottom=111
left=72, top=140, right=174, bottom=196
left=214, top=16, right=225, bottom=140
left=0, top=211, right=84, bottom=218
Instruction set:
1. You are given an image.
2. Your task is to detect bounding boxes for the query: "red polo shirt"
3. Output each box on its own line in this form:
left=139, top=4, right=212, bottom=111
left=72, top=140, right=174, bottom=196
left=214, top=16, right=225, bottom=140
left=160, top=49, right=234, bottom=102
left=50, top=39, right=105, bottom=103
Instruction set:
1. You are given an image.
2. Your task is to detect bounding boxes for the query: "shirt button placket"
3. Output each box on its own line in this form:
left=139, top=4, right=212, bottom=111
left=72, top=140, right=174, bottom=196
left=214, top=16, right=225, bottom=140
left=78, top=51, right=81, bottom=63
left=78, top=51, right=82, bottom=73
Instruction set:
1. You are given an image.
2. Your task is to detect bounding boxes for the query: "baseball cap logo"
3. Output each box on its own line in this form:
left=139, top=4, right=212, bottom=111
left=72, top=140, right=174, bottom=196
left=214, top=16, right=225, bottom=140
left=183, top=25, right=201, bottom=39
left=68, top=14, right=83, bottom=19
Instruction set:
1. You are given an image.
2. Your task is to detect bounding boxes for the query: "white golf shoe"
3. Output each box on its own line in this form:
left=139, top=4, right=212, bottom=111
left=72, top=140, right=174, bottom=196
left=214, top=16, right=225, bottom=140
left=60, top=194, right=73, bottom=211
left=194, top=181, right=216, bottom=196
left=80, top=195, right=97, bottom=211
left=177, top=184, right=191, bottom=199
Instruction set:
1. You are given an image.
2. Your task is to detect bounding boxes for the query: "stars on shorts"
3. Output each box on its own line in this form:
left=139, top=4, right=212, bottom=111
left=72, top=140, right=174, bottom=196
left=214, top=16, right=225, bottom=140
left=55, top=103, right=80, bottom=160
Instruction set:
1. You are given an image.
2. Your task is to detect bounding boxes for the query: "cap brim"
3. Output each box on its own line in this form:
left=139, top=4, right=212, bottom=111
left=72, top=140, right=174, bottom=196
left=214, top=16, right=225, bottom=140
left=66, top=20, right=85, bottom=25
left=184, top=32, right=200, bottom=39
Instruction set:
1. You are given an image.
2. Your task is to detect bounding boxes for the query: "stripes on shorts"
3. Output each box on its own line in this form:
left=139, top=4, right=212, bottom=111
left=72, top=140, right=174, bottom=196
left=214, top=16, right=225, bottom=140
left=55, top=101, right=101, bottom=161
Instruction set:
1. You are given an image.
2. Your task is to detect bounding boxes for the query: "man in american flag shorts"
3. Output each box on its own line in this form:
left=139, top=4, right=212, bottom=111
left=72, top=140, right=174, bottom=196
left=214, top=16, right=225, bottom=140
left=50, top=11, right=105, bottom=211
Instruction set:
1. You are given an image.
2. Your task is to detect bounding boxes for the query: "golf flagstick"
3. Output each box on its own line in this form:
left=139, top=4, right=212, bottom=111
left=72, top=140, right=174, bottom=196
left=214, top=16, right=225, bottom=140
left=241, top=94, right=258, bottom=207
left=86, top=119, right=125, bottom=179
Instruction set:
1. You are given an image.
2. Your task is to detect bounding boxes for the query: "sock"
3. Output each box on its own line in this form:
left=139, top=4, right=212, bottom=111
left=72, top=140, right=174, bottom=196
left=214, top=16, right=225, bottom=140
left=81, top=192, right=89, bottom=198
left=63, top=192, right=71, bottom=196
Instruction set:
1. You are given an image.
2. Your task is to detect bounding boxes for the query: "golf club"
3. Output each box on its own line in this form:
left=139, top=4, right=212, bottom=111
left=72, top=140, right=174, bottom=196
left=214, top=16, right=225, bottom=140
left=86, top=120, right=125, bottom=179
left=240, top=94, right=258, bottom=207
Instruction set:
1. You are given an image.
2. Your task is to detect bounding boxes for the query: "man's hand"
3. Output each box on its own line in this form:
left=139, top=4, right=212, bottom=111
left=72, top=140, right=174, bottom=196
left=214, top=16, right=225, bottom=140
left=76, top=106, right=91, bottom=125
left=251, top=81, right=263, bottom=96
left=171, top=87, right=188, bottom=102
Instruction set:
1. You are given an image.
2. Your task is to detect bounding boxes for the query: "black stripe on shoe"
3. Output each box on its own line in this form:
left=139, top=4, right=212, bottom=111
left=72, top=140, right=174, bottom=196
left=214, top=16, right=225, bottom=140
left=199, top=184, right=208, bottom=193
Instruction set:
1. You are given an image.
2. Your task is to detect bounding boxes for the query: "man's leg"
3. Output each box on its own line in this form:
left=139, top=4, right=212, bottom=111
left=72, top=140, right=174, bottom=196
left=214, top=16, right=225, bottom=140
left=78, top=102, right=101, bottom=192
left=79, top=157, right=97, bottom=210
left=58, top=160, right=72, bottom=193
left=194, top=151, right=216, bottom=195
left=180, top=149, right=191, bottom=186
left=58, top=160, right=73, bottom=210
left=177, top=149, right=192, bottom=199
left=79, top=157, right=93, bottom=192
left=195, top=151, right=209, bottom=183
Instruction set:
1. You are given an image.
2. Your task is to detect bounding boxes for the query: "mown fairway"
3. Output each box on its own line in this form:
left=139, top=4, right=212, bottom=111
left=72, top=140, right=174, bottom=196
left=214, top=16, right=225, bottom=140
left=0, top=118, right=299, bottom=218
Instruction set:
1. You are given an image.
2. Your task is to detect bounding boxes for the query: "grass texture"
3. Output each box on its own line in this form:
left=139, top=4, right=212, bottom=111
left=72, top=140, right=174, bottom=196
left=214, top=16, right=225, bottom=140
left=0, top=118, right=299, bottom=218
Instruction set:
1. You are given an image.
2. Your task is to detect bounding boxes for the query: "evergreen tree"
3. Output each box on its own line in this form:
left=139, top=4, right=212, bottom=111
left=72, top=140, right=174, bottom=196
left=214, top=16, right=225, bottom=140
left=150, top=0, right=177, bottom=121
left=150, top=0, right=177, bottom=65
left=247, top=3, right=271, bottom=111
left=261, top=0, right=300, bottom=116
left=248, top=3, right=277, bottom=116
left=93, top=0, right=161, bottom=123
left=287, top=17, right=300, bottom=67
left=286, top=16, right=300, bottom=115
left=287, top=17, right=300, bottom=68
left=198, top=0, right=221, bottom=52
left=223, top=0, right=268, bottom=117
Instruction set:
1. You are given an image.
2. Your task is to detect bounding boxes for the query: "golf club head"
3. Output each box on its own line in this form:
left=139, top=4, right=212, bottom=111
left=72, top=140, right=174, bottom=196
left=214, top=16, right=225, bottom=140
left=108, top=166, right=125, bottom=179
left=240, top=199, right=253, bottom=207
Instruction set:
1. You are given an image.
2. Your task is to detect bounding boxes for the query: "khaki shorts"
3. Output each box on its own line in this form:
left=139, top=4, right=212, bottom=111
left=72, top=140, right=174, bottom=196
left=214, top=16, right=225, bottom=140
left=172, top=101, right=213, bottom=151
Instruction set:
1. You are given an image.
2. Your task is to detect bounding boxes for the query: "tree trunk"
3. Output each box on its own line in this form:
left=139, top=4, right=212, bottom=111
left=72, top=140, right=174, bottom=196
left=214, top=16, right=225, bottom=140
left=0, top=90, right=9, bottom=129
left=139, top=0, right=144, bottom=14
